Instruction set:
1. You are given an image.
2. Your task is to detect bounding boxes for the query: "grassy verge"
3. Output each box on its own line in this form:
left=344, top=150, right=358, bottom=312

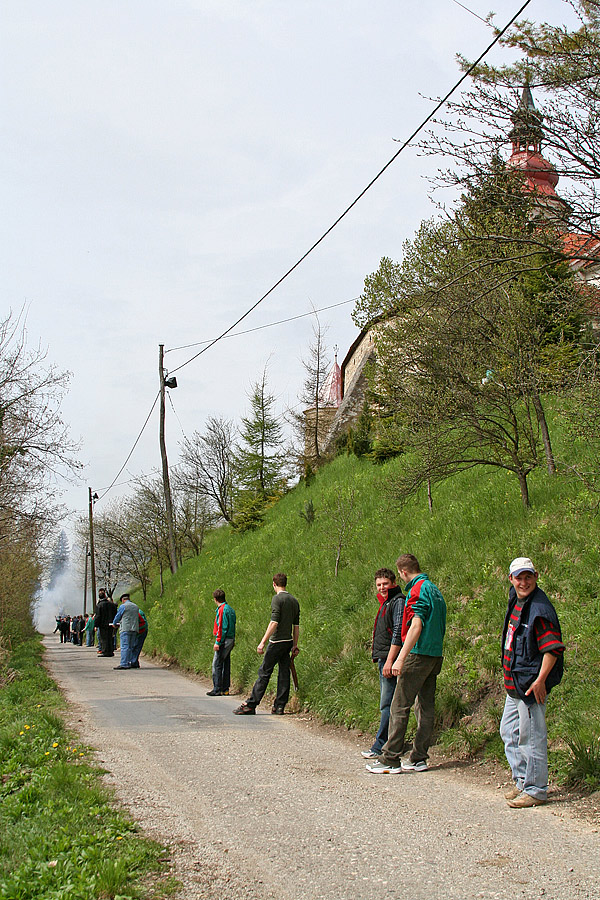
left=142, top=425, right=600, bottom=789
left=0, top=634, right=177, bottom=900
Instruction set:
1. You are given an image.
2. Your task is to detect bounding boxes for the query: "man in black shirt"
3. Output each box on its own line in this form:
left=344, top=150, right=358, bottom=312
left=234, top=573, right=300, bottom=716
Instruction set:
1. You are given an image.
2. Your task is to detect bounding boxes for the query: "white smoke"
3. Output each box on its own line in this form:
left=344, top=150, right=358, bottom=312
left=33, top=561, right=90, bottom=634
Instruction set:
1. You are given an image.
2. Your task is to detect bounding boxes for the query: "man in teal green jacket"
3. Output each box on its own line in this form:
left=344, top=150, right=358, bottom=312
left=367, top=553, right=446, bottom=774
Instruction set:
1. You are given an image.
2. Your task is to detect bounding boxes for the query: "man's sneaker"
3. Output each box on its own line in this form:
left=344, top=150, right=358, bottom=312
left=361, top=749, right=380, bottom=759
left=222, top=690, right=229, bottom=696
left=233, top=703, right=255, bottom=715
left=507, top=792, right=546, bottom=808
left=271, top=706, right=285, bottom=715
left=504, top=784, right=520, bottom=800
left=206, top=689, right=221, bottom=696
left=366, top=760, right=402, bottom=774
left=400, top=758, right=428, bottom=772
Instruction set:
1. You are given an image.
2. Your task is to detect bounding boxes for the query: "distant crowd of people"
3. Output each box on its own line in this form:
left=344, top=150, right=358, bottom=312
left=54, top=590, right=148, bottom=670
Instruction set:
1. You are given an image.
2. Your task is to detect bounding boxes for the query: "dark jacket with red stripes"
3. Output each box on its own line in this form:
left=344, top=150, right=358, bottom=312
left=502, top=585, right=564, bottom=705
left=372, top=586, right=405, bottom=660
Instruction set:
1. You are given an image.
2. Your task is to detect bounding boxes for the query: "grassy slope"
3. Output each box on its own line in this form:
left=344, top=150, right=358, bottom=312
left=142, top=428, right=600, bottom=777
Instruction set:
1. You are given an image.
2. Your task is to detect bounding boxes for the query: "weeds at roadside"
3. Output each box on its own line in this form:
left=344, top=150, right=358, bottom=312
left=0, top=635, right=177, bottom=900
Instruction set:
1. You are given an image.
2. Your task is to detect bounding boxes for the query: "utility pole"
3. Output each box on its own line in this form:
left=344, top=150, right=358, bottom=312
left=83, top=541, right=89, bottom=615
left=159, top=344, right=178, bottom=574
left=88, top=487, right=98, bottom=612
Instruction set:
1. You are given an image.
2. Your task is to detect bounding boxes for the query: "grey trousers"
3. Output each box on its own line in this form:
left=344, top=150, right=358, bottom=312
left=379, top=653, right=443, bottom=765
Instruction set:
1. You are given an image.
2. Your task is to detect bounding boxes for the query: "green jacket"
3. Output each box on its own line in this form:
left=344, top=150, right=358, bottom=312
left=403, top=574, right=446, bottom=657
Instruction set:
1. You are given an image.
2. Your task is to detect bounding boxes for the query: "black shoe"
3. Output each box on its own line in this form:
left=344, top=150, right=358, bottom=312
left=233, top=703, right=255, bottom=715
left=113, top=665, right=131, bottom=670
left=271, top=706, right=285, bottom=715
left=206, top=690, right=222, bottom=696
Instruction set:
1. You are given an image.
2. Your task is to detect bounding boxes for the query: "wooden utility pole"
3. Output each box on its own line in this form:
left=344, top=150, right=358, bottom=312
left=83, top=541, right=89, bottom=615
left=159, top=344, right=178, bottom=574
left=88, top=488, right=98, bottom=612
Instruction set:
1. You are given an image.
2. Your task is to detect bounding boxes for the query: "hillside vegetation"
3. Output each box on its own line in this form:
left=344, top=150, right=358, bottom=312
left=142, top=425, right=600, bottom=785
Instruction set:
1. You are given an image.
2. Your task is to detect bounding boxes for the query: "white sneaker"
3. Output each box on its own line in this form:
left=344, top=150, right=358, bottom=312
left=400, top=758, right=428, bottom=772
left=361, top=749, right=379, bottom=759
left=366, top=760, right=402, bottom=774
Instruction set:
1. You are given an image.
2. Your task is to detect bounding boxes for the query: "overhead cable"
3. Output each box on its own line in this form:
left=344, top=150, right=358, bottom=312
left=168, top=0, right=533, bottom=377
left=165, top=297, right=357, bottom=355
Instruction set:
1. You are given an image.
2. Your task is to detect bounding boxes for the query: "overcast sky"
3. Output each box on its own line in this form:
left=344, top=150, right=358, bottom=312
left=1, top=0, right=579, bottom=543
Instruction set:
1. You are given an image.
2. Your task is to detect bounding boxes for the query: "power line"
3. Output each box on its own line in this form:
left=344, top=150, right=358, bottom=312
left=165, top=297, right=357, bottom=355
left=96, top=391, right=160, bottom=501
left=93, top=0, right=533, bottom=503
left=450, top=0, right=491, bottom=25
left=168, top=0, right=533, bottom=378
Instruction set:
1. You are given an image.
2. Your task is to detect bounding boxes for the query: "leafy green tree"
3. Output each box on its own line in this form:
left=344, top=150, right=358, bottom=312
left=359, top=168, right=586, bottom=507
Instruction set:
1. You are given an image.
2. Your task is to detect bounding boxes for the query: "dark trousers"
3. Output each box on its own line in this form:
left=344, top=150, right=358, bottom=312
left=247, top=640, right=293, bottom=710
left=98, top=625, right=114, bottom=656
left=380, top=653, right=443, bottom=765
left=212, top=638, right=235, bottom=692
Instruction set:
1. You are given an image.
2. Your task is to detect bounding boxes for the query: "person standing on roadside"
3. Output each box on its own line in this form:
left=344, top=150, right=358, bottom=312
left=367, top=554, right=446, bottom=775
left=130, top=607, right=148, bottom=668
left=500, top=557, right=564, bottom=808
left=207, top=589, right=236, bottom=696
left=111, top=593, right=140, bottom=670
left=234, top=573, right=299, bottom=716
left=94, top=589, right=118, bottom=657
left=361, top=568, right=405, bottom=760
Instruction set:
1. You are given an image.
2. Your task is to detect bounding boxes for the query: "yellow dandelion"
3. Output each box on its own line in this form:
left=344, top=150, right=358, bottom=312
left=37, top=704, right=42, bottom=708
left=45, top=751, right=50, bottom=756
left=19, top=731, right=24, bottom=736
left=52, top=742, right=59, bottom=748
left=116, top=836, right=123, bottom=841
left=24, top=725, right=30, bottom=730
left=79, top=753, right=84, bottom=757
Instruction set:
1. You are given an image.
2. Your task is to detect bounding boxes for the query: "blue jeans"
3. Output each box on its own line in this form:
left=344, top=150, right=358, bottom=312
left=371, top=660, right=397, bottom=753
left=500, top=695, right=548, bottom=801
left=130, top=630, right=147, bottom=667
left=118, top=631, right=136, bottom=667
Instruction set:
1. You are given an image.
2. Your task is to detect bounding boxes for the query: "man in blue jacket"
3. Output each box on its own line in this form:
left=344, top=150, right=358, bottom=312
left=111, top=593, right=140, bottom=670
left=500, top=557, right=564, bottom=808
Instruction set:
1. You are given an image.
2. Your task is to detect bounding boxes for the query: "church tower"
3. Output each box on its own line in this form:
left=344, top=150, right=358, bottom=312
left=506, top=83, right=569, bottom=218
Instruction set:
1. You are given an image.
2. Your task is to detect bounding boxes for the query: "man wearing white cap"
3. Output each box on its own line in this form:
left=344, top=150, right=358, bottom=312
left=500, top=557, right=564, bottom=808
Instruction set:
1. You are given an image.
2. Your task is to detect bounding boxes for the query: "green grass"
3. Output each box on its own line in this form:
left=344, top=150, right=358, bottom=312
left=141, top=412, right=600, bottom=788
left=0, top=635, right=177, bottom=900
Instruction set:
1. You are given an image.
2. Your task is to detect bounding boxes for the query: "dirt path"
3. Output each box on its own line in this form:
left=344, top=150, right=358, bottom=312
left=43, top=638, right=600, bottom=900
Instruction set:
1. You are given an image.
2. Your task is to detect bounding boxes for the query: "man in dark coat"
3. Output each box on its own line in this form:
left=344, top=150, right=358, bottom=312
left=94, top=589, right=118, bottom=657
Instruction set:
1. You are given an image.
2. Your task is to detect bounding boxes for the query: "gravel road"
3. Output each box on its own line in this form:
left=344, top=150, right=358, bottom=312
left=43, top=638, right=599, bottom=900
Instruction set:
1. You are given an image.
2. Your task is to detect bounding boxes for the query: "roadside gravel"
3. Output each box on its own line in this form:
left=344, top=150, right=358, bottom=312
left=43, top=639, right=600, bottom=900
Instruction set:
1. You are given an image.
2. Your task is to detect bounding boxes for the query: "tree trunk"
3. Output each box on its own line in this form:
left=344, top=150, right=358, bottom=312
left=532, top=392, right=556, bottom=476
left=517, top=470, right=530, bottom=508
left=427, top=478, right=433, bottom=513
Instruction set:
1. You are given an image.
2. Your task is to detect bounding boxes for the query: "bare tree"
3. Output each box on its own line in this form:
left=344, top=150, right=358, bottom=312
left=179, top=417, right=237, bottom=524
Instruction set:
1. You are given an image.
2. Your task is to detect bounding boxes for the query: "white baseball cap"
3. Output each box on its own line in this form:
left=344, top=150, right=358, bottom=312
left=509, top=557, right=536, bottom=577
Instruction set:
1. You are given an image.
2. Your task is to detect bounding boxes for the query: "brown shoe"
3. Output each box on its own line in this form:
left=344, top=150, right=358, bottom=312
left=233, top=703, right=255, bottom=715
left=504, top=785, right=520, bottom=800
left=507, top=792, right=546, bottom=808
